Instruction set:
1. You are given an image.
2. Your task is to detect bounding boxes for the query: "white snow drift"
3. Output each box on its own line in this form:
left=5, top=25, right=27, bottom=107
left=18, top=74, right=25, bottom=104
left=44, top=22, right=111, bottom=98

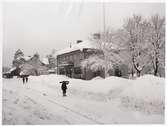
left=2, top=74, right=164, bottom=124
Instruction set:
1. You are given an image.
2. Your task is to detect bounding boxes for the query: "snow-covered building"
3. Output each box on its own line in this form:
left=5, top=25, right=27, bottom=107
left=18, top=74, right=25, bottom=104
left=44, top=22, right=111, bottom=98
left=20, top=53, right=49, bottom=76
left=11, top=51, right=49, bottom=76
left=41, top=58, right=49, bottom=65
left=2, top=67, right=19, bottom=78
left=57, top=40, right=105, bottom=80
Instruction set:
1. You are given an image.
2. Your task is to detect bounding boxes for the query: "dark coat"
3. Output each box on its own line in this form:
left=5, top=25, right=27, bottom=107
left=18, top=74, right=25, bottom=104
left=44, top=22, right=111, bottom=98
left=61, top=83, right=67, bottom=90
left=20, top=75, right=29, bottom=78
left=60, top=81, right=69, bottom=90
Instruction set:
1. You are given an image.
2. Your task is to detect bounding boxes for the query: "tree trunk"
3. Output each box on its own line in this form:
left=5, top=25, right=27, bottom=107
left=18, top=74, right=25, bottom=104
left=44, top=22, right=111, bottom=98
left=104, top=67, right=109, bottom=78
left=131, top=68, right=134, bottom=78
left=154, top=57, right=158, bottom=76
left=132, top=56, right=141, bottom=77
left=137, top=70, right=141, bottom=77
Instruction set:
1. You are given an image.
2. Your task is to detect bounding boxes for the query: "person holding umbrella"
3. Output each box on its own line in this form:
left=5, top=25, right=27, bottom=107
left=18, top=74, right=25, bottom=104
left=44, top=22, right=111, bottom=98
left=60, top=80, right=69, bottom=96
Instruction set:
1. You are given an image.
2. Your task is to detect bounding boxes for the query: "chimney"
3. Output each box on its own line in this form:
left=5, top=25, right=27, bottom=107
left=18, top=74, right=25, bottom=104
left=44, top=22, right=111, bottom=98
left=76, top=40, right=82, bottom=44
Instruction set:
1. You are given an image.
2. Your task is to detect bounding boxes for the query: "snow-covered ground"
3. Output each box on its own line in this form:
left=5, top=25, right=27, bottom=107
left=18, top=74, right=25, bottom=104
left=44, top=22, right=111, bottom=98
left=2, top=74, right=165, bottom=124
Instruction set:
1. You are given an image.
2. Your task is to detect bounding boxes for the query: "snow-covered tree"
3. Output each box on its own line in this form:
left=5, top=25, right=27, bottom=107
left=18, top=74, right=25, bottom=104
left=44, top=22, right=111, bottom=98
left=14, top=49, right=24, bottom=59
left=81, top=55, right=105, bottom=72
left=34, top=53, right=40, bottom=59
left=124, top=15, right=151, bottom=77
left=90, top=30, right=126, bottom=77
left=85, top=14, right=165, bottom=78
left=12, top=49, right=25, bottom=68
left=148, top=14, right=165, bottom=76
left=46, top=49, right=57, bottom=68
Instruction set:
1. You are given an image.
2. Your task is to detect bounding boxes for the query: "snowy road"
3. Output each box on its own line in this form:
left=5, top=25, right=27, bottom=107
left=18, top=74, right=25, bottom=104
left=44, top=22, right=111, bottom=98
left=2, top=75, right=164, bottom=124
left=3, top=79, right=100, bottom=124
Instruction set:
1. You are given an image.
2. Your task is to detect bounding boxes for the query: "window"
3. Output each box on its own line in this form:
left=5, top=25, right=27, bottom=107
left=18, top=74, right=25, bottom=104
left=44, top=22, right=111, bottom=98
left=74, top=67, right=82, bottom=74
left=73, top=54, right=76, bottom=60
left=79, top=53, right=83, bottom=60
left=59, top=68, right=65, bottom=75
left=66, top=56, right=68, bottom=60
left=67, top=56, right=69, bottom=61
left=63, top=57, right=65, bottom=61
left=58, top=57, right=61, bottom=64
left=70, top=55, right=72, bottom=60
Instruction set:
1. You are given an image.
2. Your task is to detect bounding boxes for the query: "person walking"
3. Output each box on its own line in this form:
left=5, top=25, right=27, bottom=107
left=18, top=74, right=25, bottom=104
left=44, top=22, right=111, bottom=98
left=22, top=77, right=25, bottom=84
left=60, top=81, right=69, bottom=96
left=25, top=76, right=29, bottom=83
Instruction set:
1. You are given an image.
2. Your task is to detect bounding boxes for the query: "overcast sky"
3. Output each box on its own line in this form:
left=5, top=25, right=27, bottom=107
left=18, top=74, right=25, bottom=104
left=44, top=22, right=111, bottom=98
left=3, top=2, right=165, bottom=67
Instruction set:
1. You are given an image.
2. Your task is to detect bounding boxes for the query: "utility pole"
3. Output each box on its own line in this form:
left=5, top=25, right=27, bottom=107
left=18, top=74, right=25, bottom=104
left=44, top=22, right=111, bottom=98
left=103, top=1, right=106, bottom=34
left=70, top=42, right=72, bottom=48
left=103, top=1, right=107, bottom=78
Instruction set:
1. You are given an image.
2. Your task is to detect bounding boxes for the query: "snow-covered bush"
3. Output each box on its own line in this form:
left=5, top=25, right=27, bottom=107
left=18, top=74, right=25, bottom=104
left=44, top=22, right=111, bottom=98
left=81, top=55, right=106, bottom=72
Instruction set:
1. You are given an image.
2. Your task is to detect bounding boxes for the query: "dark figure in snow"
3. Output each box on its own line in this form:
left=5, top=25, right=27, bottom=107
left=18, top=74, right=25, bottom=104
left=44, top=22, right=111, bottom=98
left=60, top=81, right=69, bottom=96
left=25, top=77, right=28, bottom=83
left=22, top=77, right=25, bottom=84
left=21, top=75, right=29, bottom=84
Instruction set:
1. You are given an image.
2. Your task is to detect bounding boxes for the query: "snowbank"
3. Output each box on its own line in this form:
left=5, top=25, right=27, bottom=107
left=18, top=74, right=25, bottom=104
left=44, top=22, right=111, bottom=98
left=28, top=74, right=164, bottom=114
left=3, top=74, right=164, bottom=124
left=92, top=76, right=104, bottom=80
left=121, top=75, right=164, bottom=114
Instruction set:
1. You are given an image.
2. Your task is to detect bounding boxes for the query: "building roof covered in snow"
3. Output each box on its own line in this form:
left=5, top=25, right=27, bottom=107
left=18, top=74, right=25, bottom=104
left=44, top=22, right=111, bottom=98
left=41, top=58, right=49, bottom=65
left=23, top=56, right=32, bottom=61
left=16, top=56, right=32, bottom=61
left=9, top=67, right=16, bottom=73
left=56, top=39, right=124, bottom=56
left=4, top=67, right=17, bottom=74
left=56, top=40, right=101, bottom=55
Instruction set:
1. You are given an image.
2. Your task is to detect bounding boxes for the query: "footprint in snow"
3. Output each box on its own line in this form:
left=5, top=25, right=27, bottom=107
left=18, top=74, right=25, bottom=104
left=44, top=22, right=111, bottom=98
left=9, top=112, right=13, bottom=115
left=26, top=121, right=31, bottom=125
left=3, top=99, right=8, bottom=102
left=14, top=99, right=19, bottom=104
left=9, top=90, right=13, bottom=94
left=43, top=93, right=47, bottom=96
